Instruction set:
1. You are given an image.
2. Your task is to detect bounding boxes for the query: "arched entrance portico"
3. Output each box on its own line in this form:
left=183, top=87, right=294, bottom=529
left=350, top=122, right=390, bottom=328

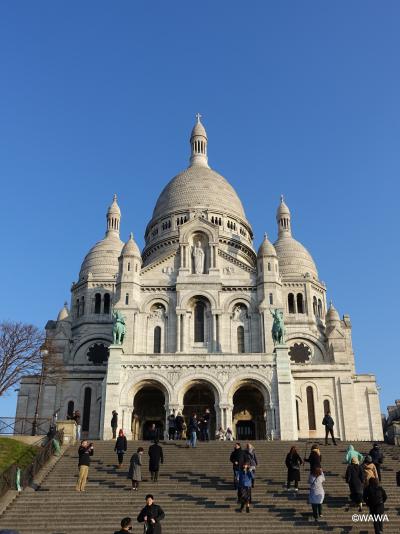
left=231, top=382, right=270, bottom=440
left=132, top=383, right=166, bottom=440
left=182, top=381, right=217, bottom=439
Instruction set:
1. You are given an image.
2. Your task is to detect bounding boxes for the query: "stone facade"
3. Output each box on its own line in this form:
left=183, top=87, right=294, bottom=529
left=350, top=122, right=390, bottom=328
left=16, top=116, right=383, bottom=442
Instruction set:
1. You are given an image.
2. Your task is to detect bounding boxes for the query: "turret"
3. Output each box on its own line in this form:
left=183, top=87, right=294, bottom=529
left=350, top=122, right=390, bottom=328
left=116, top=233, right=141, bottom=306
left=189, top=113, right=209, bottom=168
left=257, top=233, right=282, bottom=309
left=276, top=195, right=291, bottom=238
left=106, top=194, right=121, bottom=237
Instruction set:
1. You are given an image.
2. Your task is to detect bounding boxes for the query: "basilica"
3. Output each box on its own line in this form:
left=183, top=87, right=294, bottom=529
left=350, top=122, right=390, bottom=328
left=16, top=117, right=383, bottom=442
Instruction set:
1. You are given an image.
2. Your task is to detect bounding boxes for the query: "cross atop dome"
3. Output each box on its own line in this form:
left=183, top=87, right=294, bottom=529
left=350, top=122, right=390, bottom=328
left=195, top=112, right=202, bottom=122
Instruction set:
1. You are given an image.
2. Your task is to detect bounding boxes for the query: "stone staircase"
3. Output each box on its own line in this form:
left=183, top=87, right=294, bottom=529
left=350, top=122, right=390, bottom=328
left=0, top=440, right=399, bottom=533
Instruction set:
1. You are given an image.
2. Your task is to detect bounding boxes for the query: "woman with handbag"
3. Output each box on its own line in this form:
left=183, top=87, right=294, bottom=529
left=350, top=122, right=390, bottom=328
left=285, top=445, right=303, bottom=491
left=128, top=447, right=144, bottom=491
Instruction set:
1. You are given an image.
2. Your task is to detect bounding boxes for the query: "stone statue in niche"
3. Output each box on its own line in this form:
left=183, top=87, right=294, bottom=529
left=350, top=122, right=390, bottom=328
left=192, top=241, right=205, bottom=274
left=233, top=305, right=247, bottom=322
left=151, top=306, right=165, bottom=320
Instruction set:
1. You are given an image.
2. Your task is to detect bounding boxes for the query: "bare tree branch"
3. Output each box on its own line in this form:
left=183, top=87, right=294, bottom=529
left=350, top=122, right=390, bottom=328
left=0, top=322, right=44, bottom=396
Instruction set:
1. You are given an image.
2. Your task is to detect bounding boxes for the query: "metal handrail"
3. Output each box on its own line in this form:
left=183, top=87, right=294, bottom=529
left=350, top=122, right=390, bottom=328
left=0, top=417, right=52, bottom=436
left=0, top=429, right=64, bottom=497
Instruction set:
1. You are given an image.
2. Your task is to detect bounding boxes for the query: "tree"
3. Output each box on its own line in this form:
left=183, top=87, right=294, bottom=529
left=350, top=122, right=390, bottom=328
left=0, top=321, right=44, bottom=397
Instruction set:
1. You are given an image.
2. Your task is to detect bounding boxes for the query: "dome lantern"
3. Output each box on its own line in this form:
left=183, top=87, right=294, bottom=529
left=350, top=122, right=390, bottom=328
left=106, top=194, right=121, bottom=237
left=276, top=195, right=291, bottom=238
left=189, top=113, right=209, bottom=168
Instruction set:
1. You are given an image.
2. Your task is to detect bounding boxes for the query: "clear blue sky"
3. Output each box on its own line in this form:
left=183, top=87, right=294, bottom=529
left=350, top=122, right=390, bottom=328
left=1, top=1, right=399, bottom=418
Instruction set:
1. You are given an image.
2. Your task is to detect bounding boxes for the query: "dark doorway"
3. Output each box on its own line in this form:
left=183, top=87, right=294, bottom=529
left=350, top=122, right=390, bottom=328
left=133, top=385, right=165, bottom=440
left=233, top=385, right=266, bottom=440
left=183, top=384, right=216, bottom=438
left=82, top=387, right=91, bottom=432
left=236, top=420, right=255, bottom=440
left=307, top=386, right=316, bottom=430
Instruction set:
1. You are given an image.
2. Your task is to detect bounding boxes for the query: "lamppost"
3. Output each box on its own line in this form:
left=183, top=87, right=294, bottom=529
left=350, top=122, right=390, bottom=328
left=31, top=346, right=48, bottom=436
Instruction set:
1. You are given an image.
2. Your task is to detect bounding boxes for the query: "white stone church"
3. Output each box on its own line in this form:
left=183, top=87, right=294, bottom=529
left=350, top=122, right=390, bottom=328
left=16, top=116, right=383, bottom=442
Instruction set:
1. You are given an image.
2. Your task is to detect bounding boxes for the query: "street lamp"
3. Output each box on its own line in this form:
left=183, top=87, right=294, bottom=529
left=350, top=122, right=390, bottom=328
left=31, top=346, right=48, bottom=436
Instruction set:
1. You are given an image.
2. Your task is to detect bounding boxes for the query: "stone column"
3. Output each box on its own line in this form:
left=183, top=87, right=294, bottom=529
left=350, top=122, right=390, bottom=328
left=100, top=345, right=123, bottom=440
left=275, top=345, right=298, bottom=440
left=212, top=313, right=218, bottom=352
left=182, top=313, right=188, bottom=352
left=215, top=404, right=222, bottom=433
left=176, top=313, right=181, bottom=352
left=122, top=406, right=133, bottom=439
left=260, top=311, right=266, bottom=353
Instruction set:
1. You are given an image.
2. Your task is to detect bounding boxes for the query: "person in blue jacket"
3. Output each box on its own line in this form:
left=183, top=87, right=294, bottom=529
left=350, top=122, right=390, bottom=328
left=237, top=463, right=254, bottom=513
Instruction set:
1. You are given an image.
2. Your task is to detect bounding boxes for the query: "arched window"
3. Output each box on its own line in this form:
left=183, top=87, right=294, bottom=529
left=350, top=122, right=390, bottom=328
left=267, top=262, right=271, bottom=271
left=194, top=301, right=205, bottom=342
left=269, top=293, right=274, bottom=305
left=296, top=400, right=300, bottom=431
left=104, top=293, right=111, bottom=315
left=67, top=400, right=74, bottom=419
left=306, top=386, right=316, bottom=430
left=323, top=399, right=330, bottom=415
left=81, top=296, right=85, bottom=316
left=125, top=293, right=129, bottom=305
left=76, top=299, right=80, bottom=318
left=127, top=262, right=131, bottom=271
left=317, top=299, right=323, bottom=318
left=153, top=326, right=161, bottom=353
left=94, top=293, right=101, bottom=314
left=288, top=293, right=295, bottom=314
left=237, top=326, right=245, bottom=353
left=82, top=387, right=92, bottom=432
left=313, top=296, right=317, bottom=316
left=297, top=293, right=304, bottom=314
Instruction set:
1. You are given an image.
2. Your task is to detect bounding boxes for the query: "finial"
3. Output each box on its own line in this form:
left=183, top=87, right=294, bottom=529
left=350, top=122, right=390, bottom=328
left=280, top=194, right=284, bottom=203
left=130, top=232, right=134, bottom=240
left=64, top=301, right=68, bottom=307
left=195, top=112, right=202, bottom=123
left=113, top=193, right=117, bottom=202
left=264, top=232, right=268, bottom=240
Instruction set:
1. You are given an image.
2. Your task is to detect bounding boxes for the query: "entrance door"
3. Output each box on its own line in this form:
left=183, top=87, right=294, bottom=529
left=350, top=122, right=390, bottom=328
left=236, top=420, right=255, bottom=440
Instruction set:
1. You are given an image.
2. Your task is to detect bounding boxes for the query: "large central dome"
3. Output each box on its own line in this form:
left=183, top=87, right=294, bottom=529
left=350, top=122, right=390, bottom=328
left=152, top=165, right=247, bottom=221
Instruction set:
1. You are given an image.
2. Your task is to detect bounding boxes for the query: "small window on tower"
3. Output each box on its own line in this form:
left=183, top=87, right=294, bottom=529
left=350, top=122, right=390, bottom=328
left=127, top=262, right=131, bottom=271
left=267, top=263, right=271, bottom=271
left=269, top=293, right=273, bottom=305
left=125, top=293, right=129, bottom=305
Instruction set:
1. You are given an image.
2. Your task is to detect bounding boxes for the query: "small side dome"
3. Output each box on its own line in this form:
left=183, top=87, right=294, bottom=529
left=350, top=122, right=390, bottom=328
left=274, top=236, right=318, bottom=278
left=258, top=233, right=277, bottom=257
left=121, top=233, right=141, bottom=258
left=326, top=302, right=340, bottom=324
left=57, top=302, right=69, bottom=321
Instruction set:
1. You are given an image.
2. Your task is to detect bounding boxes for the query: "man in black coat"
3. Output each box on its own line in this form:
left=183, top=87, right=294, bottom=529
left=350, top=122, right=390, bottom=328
left=229, top=443, right=242, bottom=489
left=202, top=409, right=211, bottom=441
left=148, top=440, right=164, bottom=482
left=369, top=443, right=384, bottom=481
left=363, top=478, right=387, bottom=534
left=322, top=411, right=337, bottom=445
left=137, top=494, right=165, bottom=534
left=111, top=410, right=118, bottom=439
left=175, top=412, right=184, bottom=440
